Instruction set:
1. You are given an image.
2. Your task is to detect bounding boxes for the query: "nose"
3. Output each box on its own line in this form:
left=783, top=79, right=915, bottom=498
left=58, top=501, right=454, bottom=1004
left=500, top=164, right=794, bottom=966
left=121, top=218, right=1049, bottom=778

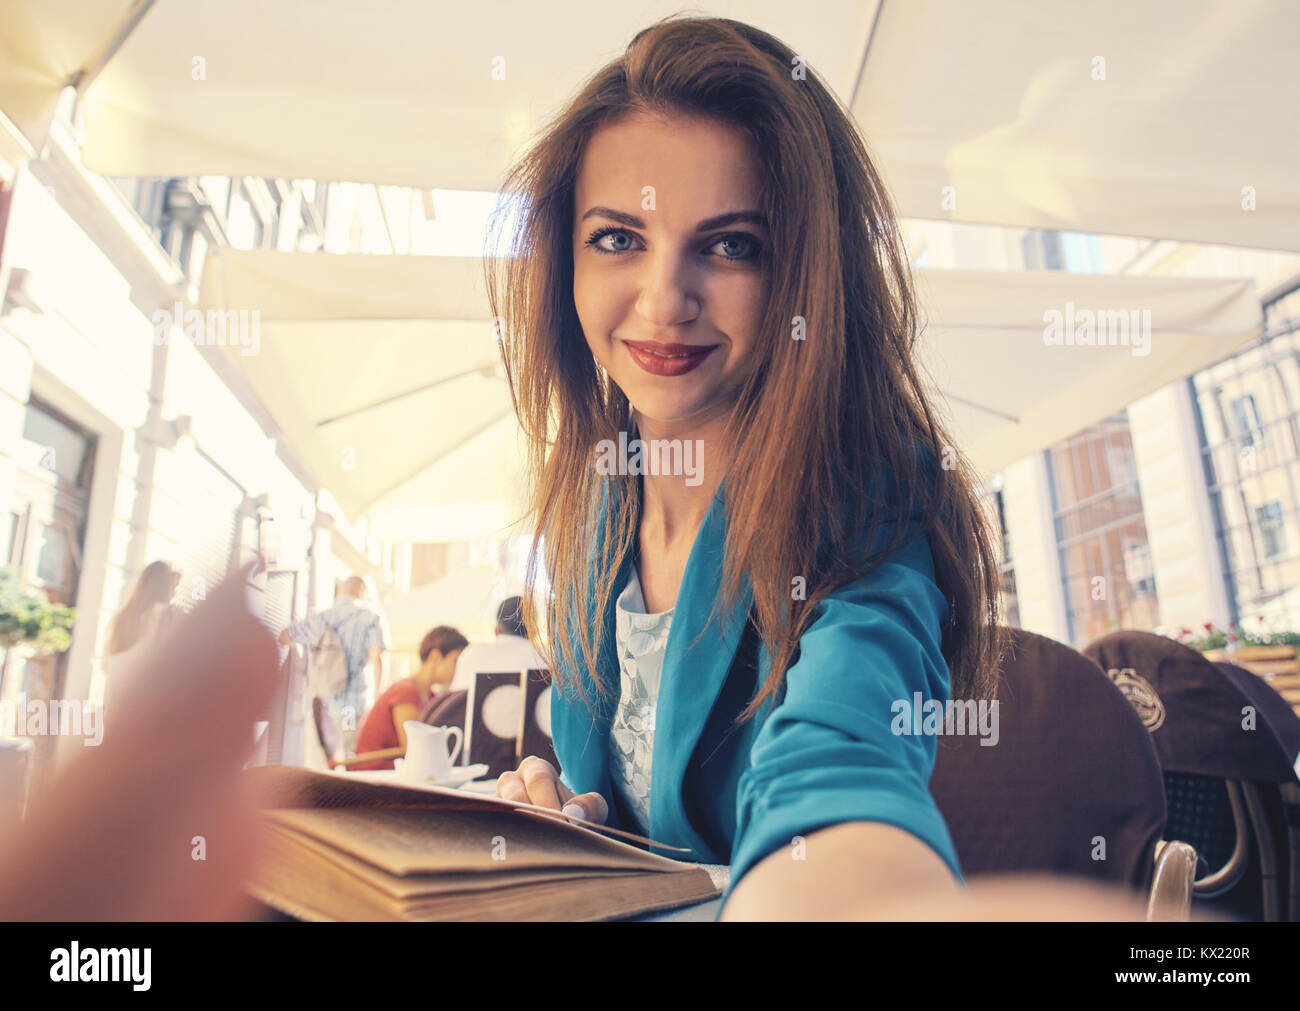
left=634, top=247, right=700, bottom=329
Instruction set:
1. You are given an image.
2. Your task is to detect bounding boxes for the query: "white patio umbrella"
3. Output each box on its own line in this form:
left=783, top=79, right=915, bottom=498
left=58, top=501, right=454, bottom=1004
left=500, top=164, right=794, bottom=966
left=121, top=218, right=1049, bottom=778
left=197, top=248, right=527, bottom=538
left=912, top=268, right=1263, bottom=476
left=198, top=249, right=1263, bottom=536
left=0, top=0, right=874, bottom=189
left=850, top=0, right=1300, bottom=252
left=2, top=1, right=1295, bottom=249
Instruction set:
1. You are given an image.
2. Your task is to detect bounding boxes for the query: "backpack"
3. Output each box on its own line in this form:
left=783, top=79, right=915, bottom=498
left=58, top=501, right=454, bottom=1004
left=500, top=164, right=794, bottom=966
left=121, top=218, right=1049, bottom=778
left=306, top=624, right=350, bottom=699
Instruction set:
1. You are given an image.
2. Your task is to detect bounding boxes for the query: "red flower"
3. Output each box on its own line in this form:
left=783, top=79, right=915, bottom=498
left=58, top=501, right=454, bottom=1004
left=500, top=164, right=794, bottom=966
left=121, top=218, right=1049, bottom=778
left=1204, top=621, right=1213, bottom=631
left=1179, top=627, right=1193, bottom=637
left=1228, top=621, right=1237, bottom=629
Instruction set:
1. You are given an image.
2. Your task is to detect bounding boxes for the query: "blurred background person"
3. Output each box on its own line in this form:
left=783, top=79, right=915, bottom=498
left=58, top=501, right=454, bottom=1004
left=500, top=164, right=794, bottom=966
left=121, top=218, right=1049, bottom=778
left=451, top=595, right=546, bottom=691
left=279, top=574, right=390, bottom=754
left=103, top=560, right=182, bottom=714
left=106, top=560, right=182, bottom=672
left=351, top=625, right=468, bottom=770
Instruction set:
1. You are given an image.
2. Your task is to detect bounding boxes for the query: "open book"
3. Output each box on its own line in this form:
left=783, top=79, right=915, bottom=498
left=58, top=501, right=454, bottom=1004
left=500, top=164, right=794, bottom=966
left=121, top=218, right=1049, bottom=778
left=243, top=766, right=722, bottom=921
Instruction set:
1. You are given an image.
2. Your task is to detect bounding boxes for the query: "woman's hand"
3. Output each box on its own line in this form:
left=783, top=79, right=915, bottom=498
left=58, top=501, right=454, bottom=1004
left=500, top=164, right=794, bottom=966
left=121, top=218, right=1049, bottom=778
left=0, top=564, right=282, bottom=920
left=496, top=756, right=608, bottom=824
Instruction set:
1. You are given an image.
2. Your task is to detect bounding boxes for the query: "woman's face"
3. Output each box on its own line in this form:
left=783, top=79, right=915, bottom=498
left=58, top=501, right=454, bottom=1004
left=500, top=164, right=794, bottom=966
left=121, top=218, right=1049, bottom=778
left=572, top=112, right=768, bottom=430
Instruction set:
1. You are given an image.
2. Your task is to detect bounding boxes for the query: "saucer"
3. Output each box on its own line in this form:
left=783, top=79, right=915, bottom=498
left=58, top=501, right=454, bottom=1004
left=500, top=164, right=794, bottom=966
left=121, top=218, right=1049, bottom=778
left=394, top=763, right=490, bottom=789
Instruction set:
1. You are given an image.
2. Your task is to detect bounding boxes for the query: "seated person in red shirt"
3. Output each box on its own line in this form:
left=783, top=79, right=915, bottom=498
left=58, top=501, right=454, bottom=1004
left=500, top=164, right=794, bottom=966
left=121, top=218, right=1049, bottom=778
left=351, top=625, right=468, bottom=770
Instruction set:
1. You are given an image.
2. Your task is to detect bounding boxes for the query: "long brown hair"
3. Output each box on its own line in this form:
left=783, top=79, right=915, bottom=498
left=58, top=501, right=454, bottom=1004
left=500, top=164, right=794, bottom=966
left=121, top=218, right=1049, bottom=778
left=486, top=15, right=1002, bottom=718
left=109, top=560, right=178, bottom=654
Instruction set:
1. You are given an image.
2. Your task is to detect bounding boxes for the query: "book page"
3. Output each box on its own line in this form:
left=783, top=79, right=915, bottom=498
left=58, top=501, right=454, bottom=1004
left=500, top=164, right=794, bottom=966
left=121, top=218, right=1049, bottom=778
left=263, top=806, right=702, bottom=877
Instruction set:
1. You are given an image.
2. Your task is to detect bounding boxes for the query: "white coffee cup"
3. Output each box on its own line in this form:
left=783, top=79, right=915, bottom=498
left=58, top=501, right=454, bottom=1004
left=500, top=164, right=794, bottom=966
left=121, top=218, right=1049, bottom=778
left=402, top=721, right=463, bottom=782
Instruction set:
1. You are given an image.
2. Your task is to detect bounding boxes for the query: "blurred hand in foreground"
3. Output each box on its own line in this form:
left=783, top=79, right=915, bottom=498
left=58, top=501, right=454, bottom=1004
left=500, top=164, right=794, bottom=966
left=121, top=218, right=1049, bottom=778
left=0, top=566, right=282, bottom=920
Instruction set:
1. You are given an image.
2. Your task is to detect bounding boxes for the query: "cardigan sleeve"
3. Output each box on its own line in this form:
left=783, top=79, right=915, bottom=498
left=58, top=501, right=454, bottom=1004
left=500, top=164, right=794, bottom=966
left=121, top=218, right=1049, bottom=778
left=726, top=520, right=964, bottom=901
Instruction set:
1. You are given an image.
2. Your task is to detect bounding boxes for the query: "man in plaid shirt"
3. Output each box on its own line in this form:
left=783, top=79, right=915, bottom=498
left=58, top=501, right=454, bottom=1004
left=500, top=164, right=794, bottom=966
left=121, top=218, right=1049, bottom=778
left=280, top=575, right=391, bottom=754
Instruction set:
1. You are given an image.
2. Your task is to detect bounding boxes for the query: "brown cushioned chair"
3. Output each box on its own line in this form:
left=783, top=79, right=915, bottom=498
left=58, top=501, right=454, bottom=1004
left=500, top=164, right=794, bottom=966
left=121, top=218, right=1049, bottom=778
left=1214, top=659, right=1300, bottom=922
left=421, top=689, right=468, bottom=734
left=930, top=628, right=1185, bottom=918
left=1084, top=631, right=1300, bottom=921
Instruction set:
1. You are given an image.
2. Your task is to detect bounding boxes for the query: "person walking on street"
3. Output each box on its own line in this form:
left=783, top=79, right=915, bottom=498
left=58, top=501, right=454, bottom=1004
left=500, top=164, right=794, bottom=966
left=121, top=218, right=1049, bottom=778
left=280, top=575, right=390, bottom=754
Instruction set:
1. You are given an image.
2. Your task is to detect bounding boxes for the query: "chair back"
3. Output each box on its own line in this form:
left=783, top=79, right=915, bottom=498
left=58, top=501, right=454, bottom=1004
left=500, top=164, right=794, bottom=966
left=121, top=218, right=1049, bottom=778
left=1213, top=660, right=1300, bottom=772
left=422, top=689, right=467, bottom=731
left=1216, top=659, right=1300, bottom=920
left=930, top=627, right=1167, bottom=891
left=1084, top=631, right=1299, bottom=919
left=311, top=696, right=342, bottom=767
left=1084, top=631, right=1297, bottom=782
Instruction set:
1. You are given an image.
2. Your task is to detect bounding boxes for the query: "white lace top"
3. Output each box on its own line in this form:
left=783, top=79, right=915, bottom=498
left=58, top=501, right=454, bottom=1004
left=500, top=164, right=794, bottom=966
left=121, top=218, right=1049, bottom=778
left=609, top=563, right=674, bottom=835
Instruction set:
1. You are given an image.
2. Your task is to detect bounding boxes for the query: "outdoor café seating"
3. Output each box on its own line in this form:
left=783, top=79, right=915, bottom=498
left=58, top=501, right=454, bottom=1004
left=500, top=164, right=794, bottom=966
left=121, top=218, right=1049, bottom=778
left=1084, top=630, right=1300, bottom=921
left=310, top=696, right=402, bottom=771
left=929, top=627, right=1193, bottom=919
left=420, top=688, right=468, bottom=732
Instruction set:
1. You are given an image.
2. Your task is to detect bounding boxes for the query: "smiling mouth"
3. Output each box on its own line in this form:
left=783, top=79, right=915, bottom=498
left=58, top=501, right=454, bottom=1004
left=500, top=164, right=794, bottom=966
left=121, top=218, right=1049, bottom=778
left=621, top=339, right=718, bottom=376
left=622, top=340, right=716, bottom=357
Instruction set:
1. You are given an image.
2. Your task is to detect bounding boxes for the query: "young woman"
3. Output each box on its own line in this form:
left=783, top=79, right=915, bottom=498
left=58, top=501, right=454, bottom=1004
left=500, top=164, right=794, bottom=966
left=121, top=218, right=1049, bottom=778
left=351, top=625, right=467, bottom=770
left=485, top=15, right=1011, bottom=916
left=105, top=560, right=182, bottom=684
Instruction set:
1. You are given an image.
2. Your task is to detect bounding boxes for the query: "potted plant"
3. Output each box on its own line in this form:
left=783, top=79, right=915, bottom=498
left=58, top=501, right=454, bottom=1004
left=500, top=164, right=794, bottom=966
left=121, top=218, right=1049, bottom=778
left=1195, top=617, right=1300, bottom=681
left=0, top=566, right=77, bottom=655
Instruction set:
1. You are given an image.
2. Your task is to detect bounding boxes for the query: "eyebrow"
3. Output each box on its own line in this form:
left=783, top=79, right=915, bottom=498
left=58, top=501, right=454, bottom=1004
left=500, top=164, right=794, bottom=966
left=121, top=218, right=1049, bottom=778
left=578, top=206, right=768, bottom=231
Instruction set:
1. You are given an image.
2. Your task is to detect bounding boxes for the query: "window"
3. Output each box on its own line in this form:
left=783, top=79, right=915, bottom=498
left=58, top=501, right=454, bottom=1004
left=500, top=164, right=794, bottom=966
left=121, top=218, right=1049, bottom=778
left=1230, top=393, right=1266, bottom=448
left=1191, top=287, right=1300, bottom=627
left=1047, top=414, right=1160, bottom=645
left=981, top=478, right=1020, bottom=628
left=1257, top=501, right=1286, bottom=559
left=1021, top=229, right=1063, bottom=271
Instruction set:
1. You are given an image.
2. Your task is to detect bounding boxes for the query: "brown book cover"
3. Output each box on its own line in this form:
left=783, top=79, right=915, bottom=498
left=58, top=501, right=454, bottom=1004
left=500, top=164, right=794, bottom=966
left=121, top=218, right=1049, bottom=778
left=243, top=766, right=720, bottom=921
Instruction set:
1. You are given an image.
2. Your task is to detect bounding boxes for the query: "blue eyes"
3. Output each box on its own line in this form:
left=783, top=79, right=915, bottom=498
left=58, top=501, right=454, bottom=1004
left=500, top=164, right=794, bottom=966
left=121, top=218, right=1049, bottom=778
left=584, top=226, right=763, bottom=263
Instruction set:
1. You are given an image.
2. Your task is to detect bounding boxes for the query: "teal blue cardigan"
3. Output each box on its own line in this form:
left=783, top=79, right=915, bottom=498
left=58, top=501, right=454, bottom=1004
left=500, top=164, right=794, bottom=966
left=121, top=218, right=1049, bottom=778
left=550, top=475, right=964, bottom=913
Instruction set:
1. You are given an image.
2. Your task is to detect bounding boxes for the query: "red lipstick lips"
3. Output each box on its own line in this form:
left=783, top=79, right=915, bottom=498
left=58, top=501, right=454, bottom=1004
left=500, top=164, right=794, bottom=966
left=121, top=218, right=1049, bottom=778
left=622, top=339, right=718, bottom=377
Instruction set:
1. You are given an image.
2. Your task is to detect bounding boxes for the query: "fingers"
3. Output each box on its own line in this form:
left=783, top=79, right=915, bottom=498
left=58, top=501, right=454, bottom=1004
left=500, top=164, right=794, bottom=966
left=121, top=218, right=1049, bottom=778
left=0, top=568, right=284, bottom=921
left=520, top=756, right=564, bottom=810
left=496, top=756, right=574, bottom=810
left=562, top=791, right=608, bottom=826
left=496, top=769, right=528, bottom=804
left=493, top=759, right=609, bottom=827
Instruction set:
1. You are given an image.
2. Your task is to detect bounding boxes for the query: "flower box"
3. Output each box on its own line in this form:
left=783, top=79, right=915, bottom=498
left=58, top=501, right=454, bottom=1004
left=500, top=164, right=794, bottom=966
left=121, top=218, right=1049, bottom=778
left=1203, top=644, right=1300, bottom=683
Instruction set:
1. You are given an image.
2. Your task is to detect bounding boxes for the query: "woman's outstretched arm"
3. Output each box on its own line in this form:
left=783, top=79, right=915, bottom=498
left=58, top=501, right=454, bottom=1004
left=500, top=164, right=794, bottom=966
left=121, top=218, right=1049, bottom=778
left=721, top=821, right=1153, bottom=920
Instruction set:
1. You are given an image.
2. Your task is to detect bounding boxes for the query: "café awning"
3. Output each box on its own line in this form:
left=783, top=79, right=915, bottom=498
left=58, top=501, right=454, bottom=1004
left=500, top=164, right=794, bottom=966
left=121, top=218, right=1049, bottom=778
left=912, top=267, right=1262, bottom=474
left=0, top=0, right=872, bottom=191
left=197, top=249, right=527, bottom=539
left=849, top=0, right=1300, bottom=252
left=4, top=1, right=1294, bottom=250
left=198, top=249, right=1263, bottom=541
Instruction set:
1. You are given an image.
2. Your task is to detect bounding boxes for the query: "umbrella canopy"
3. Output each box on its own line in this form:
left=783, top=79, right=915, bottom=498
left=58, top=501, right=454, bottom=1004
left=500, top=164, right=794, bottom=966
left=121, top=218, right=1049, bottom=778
left=197, top=249, right=529, bottom=537
left=3, top=1, right=1295, bottom=250
left=0, top=0, right=872, bottom=190
left=198, top=249, right=1262, bottom=536
left=851, top=0, right=1300, bottom=252
left=914, top=267, right=1262, bottom=475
